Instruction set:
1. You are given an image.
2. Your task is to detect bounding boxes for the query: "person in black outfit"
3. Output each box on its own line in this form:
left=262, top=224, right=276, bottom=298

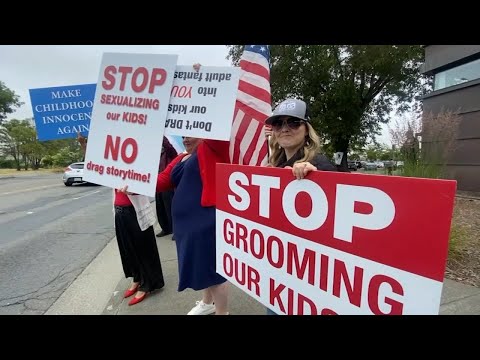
left=156, top=137, right=178, bottom=238
left=77, top=132, right=164, bottom=306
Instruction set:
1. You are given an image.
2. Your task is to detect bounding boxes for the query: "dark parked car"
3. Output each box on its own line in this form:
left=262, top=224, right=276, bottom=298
left=364, top=162, right=378, bottom=171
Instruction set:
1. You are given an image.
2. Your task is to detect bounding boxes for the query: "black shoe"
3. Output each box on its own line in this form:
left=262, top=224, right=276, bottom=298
left=156, top=230, right=172, bottom=237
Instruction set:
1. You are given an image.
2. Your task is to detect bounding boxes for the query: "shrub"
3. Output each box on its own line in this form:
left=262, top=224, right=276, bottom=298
left=41, top=155, right=54, bottom=167
left=51, top=147, right=83, bottom=167
left=0, top=159, right=16, bottom=168
left=391, top=110, right=460, bottom=179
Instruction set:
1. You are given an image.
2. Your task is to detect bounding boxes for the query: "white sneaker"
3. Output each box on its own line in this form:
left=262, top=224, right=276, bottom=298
left=187, top=300, right=216, bottom=315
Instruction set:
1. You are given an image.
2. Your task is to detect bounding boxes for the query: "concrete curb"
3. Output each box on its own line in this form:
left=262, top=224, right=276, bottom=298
left=45, top=237, right=122, bottom=315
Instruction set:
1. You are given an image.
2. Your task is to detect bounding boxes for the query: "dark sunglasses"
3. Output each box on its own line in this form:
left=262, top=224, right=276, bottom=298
left=271, top=118, right=305, bottom=131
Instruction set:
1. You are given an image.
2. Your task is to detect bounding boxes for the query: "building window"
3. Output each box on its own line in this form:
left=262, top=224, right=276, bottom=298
left=434, top=58, right=480, bottom=90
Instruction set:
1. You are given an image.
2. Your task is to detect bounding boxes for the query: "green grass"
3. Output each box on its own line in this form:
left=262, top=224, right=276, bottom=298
left=0, top=167, right=64, bottom=175
left=367, top=159, right=445, bottom=179
left=399, top=162, right=443, bottom=179
left=358, top=168, right=401, bottom=176
left=448, top=222, right=469, bottom=260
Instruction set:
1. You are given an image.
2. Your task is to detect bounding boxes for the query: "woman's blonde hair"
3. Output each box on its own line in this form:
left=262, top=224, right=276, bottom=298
left=269, top=122, right=322, bottom=167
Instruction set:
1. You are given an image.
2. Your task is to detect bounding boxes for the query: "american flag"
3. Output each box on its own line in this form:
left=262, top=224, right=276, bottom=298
left=229, top=45, right=272, bottom=166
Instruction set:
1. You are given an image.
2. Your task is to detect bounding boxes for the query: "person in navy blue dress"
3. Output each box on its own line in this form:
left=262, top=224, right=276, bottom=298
left=147, top=135, right=230, bottom=315
left=170, top=151, right=226, bottom=293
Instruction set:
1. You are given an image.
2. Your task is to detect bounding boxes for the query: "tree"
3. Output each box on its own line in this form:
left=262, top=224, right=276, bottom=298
left=227, top=45, right=425, bottom=170
left=0, top=81, right=23, bottom=125
left=0, top=118, right=83, bottom=169
left=19, top=125, right=44, bottom=169
left=388, top=114, right=422, bottom=156
left=51, top=147, right=82, bottom=167
left=365, top=145, right=381, bottom=162
left=0, top=119, right=31, bottom=170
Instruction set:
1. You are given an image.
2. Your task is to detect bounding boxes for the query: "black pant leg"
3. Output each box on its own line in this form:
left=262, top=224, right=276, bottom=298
left=134, top=225, right=165, bottom=292
left=155, top=192, right=168, bottom=233
left=161, top=190, right=174, bottom=233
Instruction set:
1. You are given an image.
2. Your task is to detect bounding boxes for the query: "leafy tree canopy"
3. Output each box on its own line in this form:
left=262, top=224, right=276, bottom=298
left=227, top=45, right=425, bottom=169
left=0, top=81, right=23, bottom=125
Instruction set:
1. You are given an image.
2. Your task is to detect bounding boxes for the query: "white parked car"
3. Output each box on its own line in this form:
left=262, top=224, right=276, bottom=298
left=62, top=162, right=85, bottom=186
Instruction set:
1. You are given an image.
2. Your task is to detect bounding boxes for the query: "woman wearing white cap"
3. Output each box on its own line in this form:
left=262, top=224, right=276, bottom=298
left=264, top=98, right=336, bottom=314
left=265, top=98, right=336, bottom=176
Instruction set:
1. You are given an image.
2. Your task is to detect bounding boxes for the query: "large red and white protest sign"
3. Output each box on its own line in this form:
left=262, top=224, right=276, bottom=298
left=83, top=53, right=178, bottom=196
left=164, top=66, right=240, bottom=140
left=216, top=164, right=457, bottom=315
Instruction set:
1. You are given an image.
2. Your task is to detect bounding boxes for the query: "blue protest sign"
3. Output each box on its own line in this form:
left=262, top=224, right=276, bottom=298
left=29, top=84, right=96, bottom=141
left=166, top=135, right=185, bottom=153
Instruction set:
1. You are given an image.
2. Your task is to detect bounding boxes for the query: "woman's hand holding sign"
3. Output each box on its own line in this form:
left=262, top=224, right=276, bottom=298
left=118, top=185, right=135, bottom=195
left=286, top=161, right=317, bottom=180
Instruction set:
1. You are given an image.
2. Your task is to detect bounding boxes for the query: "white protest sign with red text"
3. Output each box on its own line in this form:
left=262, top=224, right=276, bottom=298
left=164, top=66, right=240, bottom=140
left=215, top=164, right=457, bottom=315
left=83, top=53, right=178, bottom=197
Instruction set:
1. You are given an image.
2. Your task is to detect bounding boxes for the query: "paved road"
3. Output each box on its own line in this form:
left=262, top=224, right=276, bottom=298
left=0, top=174, right=114, bottom=314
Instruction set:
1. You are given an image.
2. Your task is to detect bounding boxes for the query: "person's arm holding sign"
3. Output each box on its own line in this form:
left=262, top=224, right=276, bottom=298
left=77, top=132, right=87, bottom=160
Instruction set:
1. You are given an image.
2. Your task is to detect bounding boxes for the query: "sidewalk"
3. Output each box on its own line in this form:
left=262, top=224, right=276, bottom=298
left=99, top=222, right=480, bottom=315
left=101, top=223, right=265, bottom=315
left=47, top=220, right=480, bottom=315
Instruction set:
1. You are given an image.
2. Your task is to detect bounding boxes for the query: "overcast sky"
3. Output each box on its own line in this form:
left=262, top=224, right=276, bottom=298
left=0, top=45, right=392, bottom=145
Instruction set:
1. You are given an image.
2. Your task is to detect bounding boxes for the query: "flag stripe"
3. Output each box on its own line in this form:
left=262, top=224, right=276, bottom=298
left=232, top=110, right=253, bottom=164
left=240, top=50, right=270, bottom=71
left=230, top=45, right=271, bottom=166
left=230, top=107, right=245, bottom=163
left=236, top=90, right=271, bottom=118
left=238, top=80, right=271, bottom=106
left=241, top=117, right=265, bottom=165
left=239, top=59, right=270, bottom=81
left=240, top=69, right=271, bottom=92
left=252, top=128, right=270, bottom=166
left=230, top=111, right=269, bottom=166
left=238, top=118, right=257, bottom=164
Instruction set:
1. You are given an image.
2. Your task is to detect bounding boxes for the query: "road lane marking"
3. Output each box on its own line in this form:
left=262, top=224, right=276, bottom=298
left=73, top=190, right=101, bottom=200
left=1, top=184, right=60, bottom=196
left=27, top=211, right=34, bottom=214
